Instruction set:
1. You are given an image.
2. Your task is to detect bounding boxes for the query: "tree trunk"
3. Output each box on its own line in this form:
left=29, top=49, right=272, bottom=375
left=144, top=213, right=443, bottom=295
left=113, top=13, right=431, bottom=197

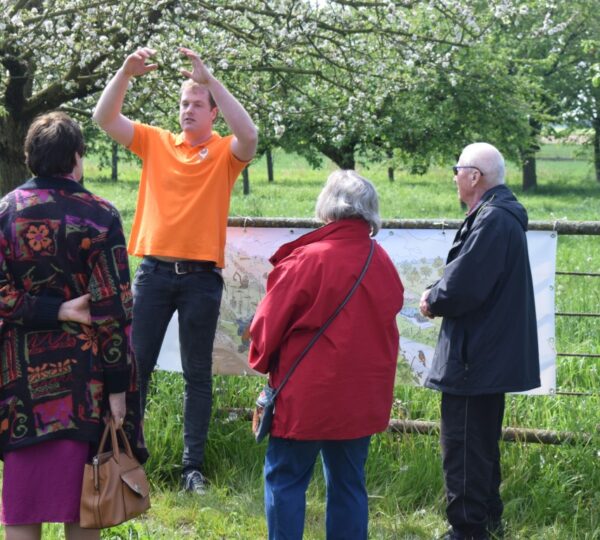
left=0, top=116, right=30, bottom=195
left=319, top=143, right=356, bottom=169
left=111, top=142, right=119, bottom=182
left=266, top=148, right=274, bottom=183
left=242, top=167, right=250, bottom=195
left=386, top=150, right=394, bottom=182
left=593, top=113, right=600, bottom=183
left=521, top=154, right=537, bottom=191
left=521, top=117, right=542, bottom=191
left=335, top=151, right=355, bottom=170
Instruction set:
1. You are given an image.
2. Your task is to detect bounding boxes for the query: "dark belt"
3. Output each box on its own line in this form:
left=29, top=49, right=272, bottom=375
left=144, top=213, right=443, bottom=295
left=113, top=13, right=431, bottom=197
left=145, top=257, right=216, bottom=275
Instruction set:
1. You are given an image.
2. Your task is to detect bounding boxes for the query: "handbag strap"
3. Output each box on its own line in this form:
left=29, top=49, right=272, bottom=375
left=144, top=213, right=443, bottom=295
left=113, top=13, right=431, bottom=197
left=272, top=239, right=375, bottom=399
left=97, top=422, right=112, bottom=454
left=96, top=418, right=135, bottom=462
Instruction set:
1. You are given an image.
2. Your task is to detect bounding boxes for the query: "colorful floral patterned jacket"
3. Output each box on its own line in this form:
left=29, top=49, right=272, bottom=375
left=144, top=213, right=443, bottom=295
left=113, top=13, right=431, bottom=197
left=0, top=177, right=147, bottom=461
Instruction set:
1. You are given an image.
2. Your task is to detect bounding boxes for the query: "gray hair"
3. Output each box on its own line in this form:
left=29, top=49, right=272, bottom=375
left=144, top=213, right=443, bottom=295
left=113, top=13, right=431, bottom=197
left=461, top=142, right=505, bottom=186
left=315, top=170, right=381, bottom=236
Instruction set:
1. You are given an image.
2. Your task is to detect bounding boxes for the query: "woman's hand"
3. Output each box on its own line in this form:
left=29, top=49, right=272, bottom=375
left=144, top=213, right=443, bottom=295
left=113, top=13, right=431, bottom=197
left=58, top=293, right=91, bottom=325
left=109, top=392, right=127, bottom=426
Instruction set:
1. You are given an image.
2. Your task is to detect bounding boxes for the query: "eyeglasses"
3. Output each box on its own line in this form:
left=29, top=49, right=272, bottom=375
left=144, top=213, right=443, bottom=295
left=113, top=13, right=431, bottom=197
left=452, top=165, right=484, bottom=176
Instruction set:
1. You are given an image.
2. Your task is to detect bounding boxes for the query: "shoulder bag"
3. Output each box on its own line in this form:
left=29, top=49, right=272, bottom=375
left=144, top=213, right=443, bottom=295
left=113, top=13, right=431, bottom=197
left=80, top=418, right=151, bottom=529
left=253, top=240, right=375, bottom=442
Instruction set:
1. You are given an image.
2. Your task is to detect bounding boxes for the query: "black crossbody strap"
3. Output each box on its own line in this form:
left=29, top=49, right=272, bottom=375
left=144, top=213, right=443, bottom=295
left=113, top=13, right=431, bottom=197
left=272, top=239, right=375, bottom=399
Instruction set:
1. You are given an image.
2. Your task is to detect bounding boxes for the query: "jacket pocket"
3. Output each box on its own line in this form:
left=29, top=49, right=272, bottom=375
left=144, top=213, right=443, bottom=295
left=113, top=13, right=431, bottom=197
left=461, top=329, right=469, bottom=375
left=442, top=323, right=469, bottom=387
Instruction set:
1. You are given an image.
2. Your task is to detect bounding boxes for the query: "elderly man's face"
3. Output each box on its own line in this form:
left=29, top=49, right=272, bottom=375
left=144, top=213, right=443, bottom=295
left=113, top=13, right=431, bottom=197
left=453, top=154, right=483, bottom=207
left=454, top=167, right=471, bottom=204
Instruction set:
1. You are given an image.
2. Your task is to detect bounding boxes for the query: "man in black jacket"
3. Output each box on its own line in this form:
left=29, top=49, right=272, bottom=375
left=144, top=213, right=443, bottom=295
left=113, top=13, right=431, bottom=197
left=420, top=143, right=540, bottom=540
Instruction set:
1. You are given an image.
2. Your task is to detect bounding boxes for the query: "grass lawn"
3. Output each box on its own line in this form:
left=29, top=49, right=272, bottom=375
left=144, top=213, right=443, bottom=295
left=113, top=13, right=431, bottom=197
left=9, top=145, right=600, bottom=539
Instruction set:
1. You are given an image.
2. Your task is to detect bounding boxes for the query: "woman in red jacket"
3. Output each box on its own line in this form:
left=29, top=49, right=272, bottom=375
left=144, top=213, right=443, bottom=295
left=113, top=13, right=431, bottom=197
left=248, top=170, right=404, bottom=540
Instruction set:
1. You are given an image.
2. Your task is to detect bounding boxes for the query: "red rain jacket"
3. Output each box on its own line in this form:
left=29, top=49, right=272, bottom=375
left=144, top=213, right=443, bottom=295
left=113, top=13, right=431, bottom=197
left=248, top=219, right=404, bottom=440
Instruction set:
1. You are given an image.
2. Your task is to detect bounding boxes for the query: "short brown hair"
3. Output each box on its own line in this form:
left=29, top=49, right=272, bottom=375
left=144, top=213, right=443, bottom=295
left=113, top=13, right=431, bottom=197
left=24, top=112, right=85, bottom=177
left=180, top=80, right=217, bottom=110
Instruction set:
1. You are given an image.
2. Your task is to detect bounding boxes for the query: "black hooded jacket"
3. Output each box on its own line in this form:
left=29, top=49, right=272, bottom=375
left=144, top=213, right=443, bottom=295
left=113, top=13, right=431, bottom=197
left=424, top=184, right=541, bottom=395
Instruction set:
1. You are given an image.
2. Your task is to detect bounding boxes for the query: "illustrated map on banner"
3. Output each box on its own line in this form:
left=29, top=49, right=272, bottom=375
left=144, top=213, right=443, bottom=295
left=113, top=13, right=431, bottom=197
left=156, top=227, right=557, bottom=394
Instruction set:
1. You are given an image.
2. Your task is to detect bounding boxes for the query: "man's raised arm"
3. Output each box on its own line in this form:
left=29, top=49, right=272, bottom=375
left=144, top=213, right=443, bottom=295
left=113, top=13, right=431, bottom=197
left=180, top=47, right=258, bottom=162
left=93, top=47, right=158, bottom=147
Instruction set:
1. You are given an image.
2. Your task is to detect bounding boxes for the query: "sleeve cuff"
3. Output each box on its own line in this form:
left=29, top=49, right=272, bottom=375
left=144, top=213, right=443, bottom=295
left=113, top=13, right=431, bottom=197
left=426, top=287, right=440, bottom=315
left=104, top=369, right=130, bottom=393
left=26, top=296, right=64, bottom=328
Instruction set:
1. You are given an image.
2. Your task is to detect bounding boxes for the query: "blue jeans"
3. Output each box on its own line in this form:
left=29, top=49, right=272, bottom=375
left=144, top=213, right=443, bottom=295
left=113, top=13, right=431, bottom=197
left=132, top=257, right=223, bottom=470
left=264, top=436, right=371, bottom=540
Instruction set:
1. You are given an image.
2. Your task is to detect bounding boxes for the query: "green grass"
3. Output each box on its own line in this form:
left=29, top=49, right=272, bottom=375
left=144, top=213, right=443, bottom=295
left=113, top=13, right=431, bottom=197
left=537, top=142, right=593, bottom=161
left=7, top=144, right=600, bottom=539
left=86, top=144, right=600, bottom=222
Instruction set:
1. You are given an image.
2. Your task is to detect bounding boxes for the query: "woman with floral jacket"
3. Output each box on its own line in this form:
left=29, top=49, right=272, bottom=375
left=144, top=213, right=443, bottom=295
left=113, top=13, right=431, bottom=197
left=0, top=112, right=146, bottom=540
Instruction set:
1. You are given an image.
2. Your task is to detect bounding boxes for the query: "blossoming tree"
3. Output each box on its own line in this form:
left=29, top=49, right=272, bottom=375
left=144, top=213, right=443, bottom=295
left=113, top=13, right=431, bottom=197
left=0, top=0, right=587, bottom=194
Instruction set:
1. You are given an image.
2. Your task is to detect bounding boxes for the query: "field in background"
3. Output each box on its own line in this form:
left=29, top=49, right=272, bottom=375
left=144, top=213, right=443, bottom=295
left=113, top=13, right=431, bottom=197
left=85, top=143, right=599, bottom=227
left=28, top=144, right=600, bottom=538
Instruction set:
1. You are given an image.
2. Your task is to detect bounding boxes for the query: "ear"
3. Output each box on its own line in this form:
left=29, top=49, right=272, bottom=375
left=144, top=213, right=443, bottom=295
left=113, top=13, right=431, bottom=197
left=210, top=107, right=219, bottom=123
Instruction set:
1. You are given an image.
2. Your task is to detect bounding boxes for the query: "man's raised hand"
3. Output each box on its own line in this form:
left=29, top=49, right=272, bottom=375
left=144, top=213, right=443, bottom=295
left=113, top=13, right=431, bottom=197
left=122, top=47, right=158, bottom=78
left=179, top=47, right=213, bottom=86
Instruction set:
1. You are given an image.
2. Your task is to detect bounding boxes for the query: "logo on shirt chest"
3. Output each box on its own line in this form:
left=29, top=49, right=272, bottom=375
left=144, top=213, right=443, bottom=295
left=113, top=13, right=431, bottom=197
left=198, top=148, right=209, bottom=161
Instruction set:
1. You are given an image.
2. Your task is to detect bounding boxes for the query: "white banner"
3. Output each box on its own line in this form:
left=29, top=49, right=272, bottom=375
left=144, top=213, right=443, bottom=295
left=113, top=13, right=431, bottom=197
left=156, top=227, right=557, bottom=394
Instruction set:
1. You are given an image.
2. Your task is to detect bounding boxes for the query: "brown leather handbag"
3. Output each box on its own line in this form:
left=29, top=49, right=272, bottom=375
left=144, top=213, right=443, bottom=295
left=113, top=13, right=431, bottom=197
left=80, top=418, right=150, bottom=529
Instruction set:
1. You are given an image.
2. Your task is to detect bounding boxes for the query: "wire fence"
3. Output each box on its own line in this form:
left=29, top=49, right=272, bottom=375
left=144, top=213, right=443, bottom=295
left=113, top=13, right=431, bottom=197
left=226, top=217, right=600, bottom=443
left=229, top=217, right=600, bottom=381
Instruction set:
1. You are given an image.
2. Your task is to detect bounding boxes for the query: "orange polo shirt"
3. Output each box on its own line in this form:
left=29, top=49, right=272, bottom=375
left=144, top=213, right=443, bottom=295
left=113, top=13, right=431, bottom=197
left=127, top=123, right=248, bottom=267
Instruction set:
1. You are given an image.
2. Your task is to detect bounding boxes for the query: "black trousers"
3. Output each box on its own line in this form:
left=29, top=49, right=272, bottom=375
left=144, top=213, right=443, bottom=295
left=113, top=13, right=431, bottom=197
left=132, top=257, right=223, bottom=470
left=440, top=393, right=505, bottom=539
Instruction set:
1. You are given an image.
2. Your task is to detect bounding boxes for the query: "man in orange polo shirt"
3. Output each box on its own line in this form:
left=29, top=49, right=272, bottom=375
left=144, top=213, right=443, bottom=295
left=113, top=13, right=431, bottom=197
left=93, top=47, right=258, bottom=494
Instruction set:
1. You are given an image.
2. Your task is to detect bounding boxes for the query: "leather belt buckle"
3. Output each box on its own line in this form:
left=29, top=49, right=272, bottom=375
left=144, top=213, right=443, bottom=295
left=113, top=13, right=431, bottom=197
left=174, top=261, right=187, bottom=275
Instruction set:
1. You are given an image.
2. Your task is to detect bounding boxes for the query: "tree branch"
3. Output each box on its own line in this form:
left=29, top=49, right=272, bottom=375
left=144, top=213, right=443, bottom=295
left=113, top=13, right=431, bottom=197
left=22, top=0, right=120, bottom=24
left=59, top=105, right=93, bottom=118
left=9, top=0, right=33, bottom=17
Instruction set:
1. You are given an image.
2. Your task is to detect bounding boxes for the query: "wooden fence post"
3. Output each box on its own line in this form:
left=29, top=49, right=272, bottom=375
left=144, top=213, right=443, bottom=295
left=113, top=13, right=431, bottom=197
left=219, top=408, right=594, bottom=446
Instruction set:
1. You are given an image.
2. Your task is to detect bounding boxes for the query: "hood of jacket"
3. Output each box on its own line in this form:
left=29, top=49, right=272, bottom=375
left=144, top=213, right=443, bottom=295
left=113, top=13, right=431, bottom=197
left=269, top=218, right=371, bottom=265
left=475, top=184, right=528, bottom=231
